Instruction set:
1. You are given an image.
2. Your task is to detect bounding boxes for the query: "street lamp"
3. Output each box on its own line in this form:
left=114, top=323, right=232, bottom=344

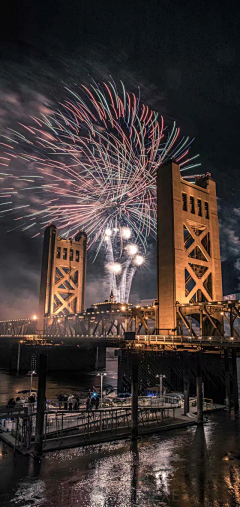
left=156, top=374, right=166, bottom=402
left=27, top=353, right=37, bottom=395
left=97, top=372, right=107, bottom=406
left=27, top=369, right=37, bottom=395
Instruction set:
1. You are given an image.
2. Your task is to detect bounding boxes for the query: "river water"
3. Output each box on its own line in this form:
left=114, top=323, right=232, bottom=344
left=1, top=360, right=240, bottom=506
left=1, top=413, right=240, bottom=506
left=0, top=357, right=118, bottom=406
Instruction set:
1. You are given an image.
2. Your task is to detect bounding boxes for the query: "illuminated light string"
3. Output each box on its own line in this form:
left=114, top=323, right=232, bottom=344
left=0, top=81, right=200, bottom=301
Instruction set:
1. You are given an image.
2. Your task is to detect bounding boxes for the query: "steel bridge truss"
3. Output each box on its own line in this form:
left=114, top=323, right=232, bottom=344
left=0, top=318, right=38, bottom=336
left=176, top=300, right=240, bottom=338
left=43, top=306, right=156, bottom=337
left=1, top=300, right=240, bottom=339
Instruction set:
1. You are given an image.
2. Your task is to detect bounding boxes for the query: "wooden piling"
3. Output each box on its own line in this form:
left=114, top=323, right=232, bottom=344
left=196, top=351, right=203, bottom=424
left=232, top=348, right=239, bottom=414
left=34, top=353, right=47, bottom=457
left=131, top=352, right=139, bottom=440
left=183, top=351, right=190, bottom=415
left=224, top=349, right=231, bottom=410
left=16, top=341, right=21, bottom=375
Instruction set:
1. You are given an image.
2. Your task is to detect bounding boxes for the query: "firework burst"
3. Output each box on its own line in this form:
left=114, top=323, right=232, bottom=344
left=0, top=81, right=200, bottom=301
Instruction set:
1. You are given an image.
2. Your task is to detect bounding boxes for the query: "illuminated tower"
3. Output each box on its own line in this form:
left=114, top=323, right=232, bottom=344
left=157, top=161, right=222, bottom=332
left=38, top=225, right=87, bottom=331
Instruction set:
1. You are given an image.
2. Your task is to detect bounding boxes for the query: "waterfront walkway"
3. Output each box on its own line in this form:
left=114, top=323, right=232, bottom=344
left=0, top=402, right=224, bottom=454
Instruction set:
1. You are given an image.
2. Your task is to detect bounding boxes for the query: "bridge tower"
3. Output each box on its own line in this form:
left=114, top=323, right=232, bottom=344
left=157, top=161, right=222, bottom=332
left=38, top=225, right=87, bottom=332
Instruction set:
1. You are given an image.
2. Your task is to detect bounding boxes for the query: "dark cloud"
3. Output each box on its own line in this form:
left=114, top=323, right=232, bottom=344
left=219, top=206, right=240, bottom=294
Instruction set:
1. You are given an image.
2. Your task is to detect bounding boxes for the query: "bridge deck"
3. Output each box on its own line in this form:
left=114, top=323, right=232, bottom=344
left=2, top=333, right=240, bottom=351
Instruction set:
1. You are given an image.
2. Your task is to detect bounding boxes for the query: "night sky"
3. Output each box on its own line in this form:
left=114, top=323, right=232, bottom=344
left=0, top=0, right=240, bottom=319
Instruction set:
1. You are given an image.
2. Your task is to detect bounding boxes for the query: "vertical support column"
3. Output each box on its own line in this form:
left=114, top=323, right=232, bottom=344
left=38, top=225, right=56, bottom=333
left=232, top=348, right=239, bottom=414
left=16, top=341, right=21, bottom=375
left=230, top=307, right=234, bottom=337
left=157, top=162, right=182, bottom=332
left=183, top=351, right=190, bottom=415
left=200, top=310, right=203, bottom=337
left=95, top=346, right=99, bottom=370
left=196, top=351, right=203, bottom=424
left=131, top=352, right=139, bottom=440
left=155, top=303, right=159, bottom=334
left=224, top=349, right=231, bottom=410
left=34, top=354, right=48, bottom=457
left=96, top=346, right=106, bottom=370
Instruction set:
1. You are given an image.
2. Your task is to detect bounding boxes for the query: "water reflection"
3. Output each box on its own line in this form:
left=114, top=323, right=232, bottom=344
left=130, top=440, right=139, bottom=505
left=1, top=414, right=240, bottom=506
left=1, top=358, right=240, bottom=506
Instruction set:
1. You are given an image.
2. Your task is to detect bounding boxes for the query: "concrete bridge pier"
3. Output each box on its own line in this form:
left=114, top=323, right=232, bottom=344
left=95, top=346, right=106, bottom=370
left=232, top=348, right=239, bottom=414
left=183, top=351, right=190, bottom=415
left=196, top=352, right=203, bottom=424
left=224, top=349, right=231, bottom=410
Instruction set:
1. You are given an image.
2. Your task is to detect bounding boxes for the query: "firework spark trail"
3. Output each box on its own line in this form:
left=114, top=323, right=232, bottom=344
left=0, top=81, right=200, bottom=302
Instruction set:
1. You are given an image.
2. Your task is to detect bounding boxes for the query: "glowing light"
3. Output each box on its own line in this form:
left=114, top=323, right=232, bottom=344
left=134, top=255, right=145, bottom=266
left=121, top=306, right=126, bottom=311
left=125, top=244, right=138, bottom=256
left=107, top=262, right=122, bottom=274
left=32, top=315, right=37, bottom=320
left=1, top=81, right=199, bottom=301
left=120, top=227, right=132, bottom=240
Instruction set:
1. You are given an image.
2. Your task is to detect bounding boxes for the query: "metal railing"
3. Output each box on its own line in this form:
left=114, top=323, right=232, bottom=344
left=135, top=334, right=240, bottom=346
left=10, top=405, right=178, bottom=451
left=0, top=406, right=28, bottom=419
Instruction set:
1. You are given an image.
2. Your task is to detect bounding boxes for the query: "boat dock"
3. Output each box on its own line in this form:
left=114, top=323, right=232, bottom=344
left=0, top=401, right=225, bottom=455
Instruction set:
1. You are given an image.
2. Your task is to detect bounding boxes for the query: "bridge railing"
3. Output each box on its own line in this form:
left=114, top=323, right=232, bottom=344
left=135, top=334, right=240, bottom=345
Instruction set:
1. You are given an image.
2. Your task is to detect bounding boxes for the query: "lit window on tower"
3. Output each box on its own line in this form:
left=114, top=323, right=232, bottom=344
left=56, top=247, right=61, bottom=259
left=63, top=248, right=67, bottom=260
